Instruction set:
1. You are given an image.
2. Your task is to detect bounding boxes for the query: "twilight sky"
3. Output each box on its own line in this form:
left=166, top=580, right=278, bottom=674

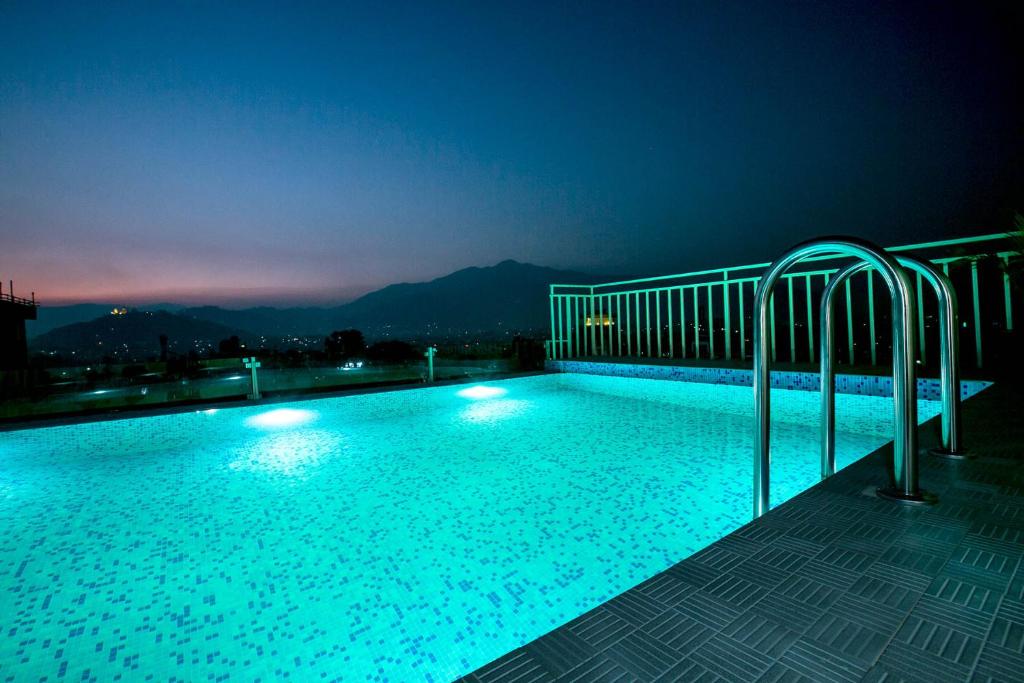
left=1, top=1, right=1021, bottom=306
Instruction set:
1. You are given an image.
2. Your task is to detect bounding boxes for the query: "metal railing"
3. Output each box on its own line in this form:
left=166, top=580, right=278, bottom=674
left=752, top=237, right=930, bottom=518
left=821, top=256, right=966, bottom=469
left=548, top=233, right=1017, bottom=369
left=0, top=280, right=36, bottom=307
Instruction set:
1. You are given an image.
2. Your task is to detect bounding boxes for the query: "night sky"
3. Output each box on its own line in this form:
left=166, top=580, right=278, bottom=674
left=2, top=1, right=1020, bottom=306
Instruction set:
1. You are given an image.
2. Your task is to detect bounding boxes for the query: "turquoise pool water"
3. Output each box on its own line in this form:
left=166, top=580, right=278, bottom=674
left=0, top=373, right=941, bottom=681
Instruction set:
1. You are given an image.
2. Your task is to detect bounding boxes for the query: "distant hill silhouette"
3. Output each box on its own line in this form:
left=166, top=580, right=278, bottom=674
left=30, top=261, right=606, bottom=354
left=32, top=310, right=243, bottom=360
left=328, top=259, right=602, bottom=335
left=28, top=303, right=183, bottom=337
left=176, top=260, right=603, bottom=336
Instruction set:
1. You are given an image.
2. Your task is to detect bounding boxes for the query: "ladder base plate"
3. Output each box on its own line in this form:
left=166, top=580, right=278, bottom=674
left=876, top=486, right=938, bottom=506
left=928, top=447, right=974, bottom=460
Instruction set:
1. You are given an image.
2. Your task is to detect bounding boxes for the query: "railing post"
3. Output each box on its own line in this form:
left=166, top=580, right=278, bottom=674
left=1004, top=257, right=1014, bottom=331
left=972, top=261, right=982, bottom=369
left=243, top=356, right=262, bottom=400
left=549, top=285, right=557, bottom=360
left=425, top=346, right=436, bottom=381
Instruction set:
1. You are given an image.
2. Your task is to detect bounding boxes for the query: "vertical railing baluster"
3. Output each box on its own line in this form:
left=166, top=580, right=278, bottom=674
left=667, top=289, right=674, bottom=358
left=739, top=280, right=746, bottom=361
left=769, top=293, right=777, bottom=363
left=644, top=291, right=652, bottom=357
left=597, top=295, right=604, bottom=356
left=692, top=287, right=699, bottom=359
left=1003, top=257, right=1014, bottom=331
left=845, top=280, right=854, bottom=365
left=972, top=260, right=982, bottom=368
left=680, top=286, right=687, bottom=359
left=916, top=272, right=926, bottom=365
left=556, top=296, right=563, bottom=359
left=723, top=271, right=732, bottom=360
left=707, top=285, right=714, bottom=359
left=569, top=294, right=577, bottom=358
left=598, top=294, right=606, bottom=356
left=656, top=291, right=663, bottom=358
left=574, top=296, right=581, bottom=356
left=805, top=274, right=814, bottom=363
left=589, top=288, right=597, bottom=356
left=867, top=270, right=876, bottom=365
left=630, top=292, right=638, bottom=358
left=625, top=293, right=632, bottom=356
left=787, top=276, right=796, bottom=362
left=616, top=294, right=622, bottom=355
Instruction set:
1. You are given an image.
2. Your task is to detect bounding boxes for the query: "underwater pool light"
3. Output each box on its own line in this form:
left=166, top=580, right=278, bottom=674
left=245, top=408, right=317, bottom=429
left=456, top=385, right=507, bottom=400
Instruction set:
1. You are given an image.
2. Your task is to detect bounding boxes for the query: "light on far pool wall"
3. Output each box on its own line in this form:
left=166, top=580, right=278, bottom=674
left=245, top=408, right=318, bottom=429
left=456, top=385, right=507, bottom=400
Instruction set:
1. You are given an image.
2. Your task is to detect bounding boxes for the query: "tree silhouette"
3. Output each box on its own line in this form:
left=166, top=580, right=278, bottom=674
left=325, top=329, right=366, bottom=361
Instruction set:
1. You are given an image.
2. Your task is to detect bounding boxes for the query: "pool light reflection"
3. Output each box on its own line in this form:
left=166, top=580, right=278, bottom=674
left=456, top=385, right=507, bottom=400
left=245, top=408, right=318, bottom=429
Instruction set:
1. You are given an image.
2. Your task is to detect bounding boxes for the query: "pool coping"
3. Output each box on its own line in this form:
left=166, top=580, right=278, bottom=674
left=460, top=373, right=1024, bottom=682
left=0, top=370, right=546, bottom=432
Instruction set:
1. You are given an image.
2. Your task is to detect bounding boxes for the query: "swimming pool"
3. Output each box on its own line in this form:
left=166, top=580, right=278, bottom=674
left=0, top=373, right=943, bottom=681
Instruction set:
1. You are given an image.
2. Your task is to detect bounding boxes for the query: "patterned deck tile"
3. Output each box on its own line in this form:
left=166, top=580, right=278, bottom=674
left=778, top=636, right=870, bottom=683
left=602, top=630, right=685, bottom=680
left=875, top=639, right=973, bottom=682
left=464, top=379, right=1024, bottom=683
left=721, top=612, right=800, bottom=658
left=565, top=609, right=635, bottom=651
left=987, top=599, right=1024, bottom=653
left=702, top=574, right=769, bottom=610
left=554, top=657, right=638, bottom=683
left=970, top=640, right=1024, bottom=682
left=634, top=574, right=697, bottom=608
left=639, top=609, right=714, bottom=656
left=651, top=658, right=721, bottom=683
left=525, top=630, right=602, bottom=677
left=670, top=590, right=742, bottom=631
left=685, top=633, right=775, bottom=681
left=601, top=590, right=670, bottom=627
left=804, top=613, right=891, bottom=665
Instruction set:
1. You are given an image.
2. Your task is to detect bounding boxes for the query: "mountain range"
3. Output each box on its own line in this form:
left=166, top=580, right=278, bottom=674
left=30, top=260, right=607, bottom=357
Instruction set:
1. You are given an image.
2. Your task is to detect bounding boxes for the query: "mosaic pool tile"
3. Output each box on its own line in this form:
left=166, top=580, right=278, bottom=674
left=0, top=374, right=943, bottom=681
left=546, top=360, right=991, bottom=402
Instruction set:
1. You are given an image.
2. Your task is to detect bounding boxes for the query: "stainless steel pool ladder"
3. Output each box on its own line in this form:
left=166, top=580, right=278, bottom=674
left=752, top=237, right=934, bottom=519
left=821, top=255, right=967, bottom=480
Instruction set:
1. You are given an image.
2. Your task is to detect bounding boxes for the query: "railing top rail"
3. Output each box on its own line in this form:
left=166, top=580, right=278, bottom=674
left=0, top=291, right=37, bottom=306
left=550, top=232, right=1012, bottom=292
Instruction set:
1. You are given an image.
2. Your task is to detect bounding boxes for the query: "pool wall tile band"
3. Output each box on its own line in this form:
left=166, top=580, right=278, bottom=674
left=545, top=360, right=990, bottom=401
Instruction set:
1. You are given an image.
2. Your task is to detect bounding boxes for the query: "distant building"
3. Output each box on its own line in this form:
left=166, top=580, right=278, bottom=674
left=0, top=282, right=37, bottom=371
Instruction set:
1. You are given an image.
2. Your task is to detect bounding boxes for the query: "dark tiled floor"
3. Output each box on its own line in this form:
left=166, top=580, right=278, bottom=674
left=460, top=381, right=1024, bottom=682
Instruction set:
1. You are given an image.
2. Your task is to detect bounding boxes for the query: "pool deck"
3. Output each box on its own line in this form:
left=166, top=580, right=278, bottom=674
left=461, top=373, right=1024, bottom=682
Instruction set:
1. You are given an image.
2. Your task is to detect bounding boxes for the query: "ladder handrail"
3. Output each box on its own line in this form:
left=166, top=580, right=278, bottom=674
left=821, top=256, right=964, bottom=476
left=752, top=236, right=924, bottom=519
